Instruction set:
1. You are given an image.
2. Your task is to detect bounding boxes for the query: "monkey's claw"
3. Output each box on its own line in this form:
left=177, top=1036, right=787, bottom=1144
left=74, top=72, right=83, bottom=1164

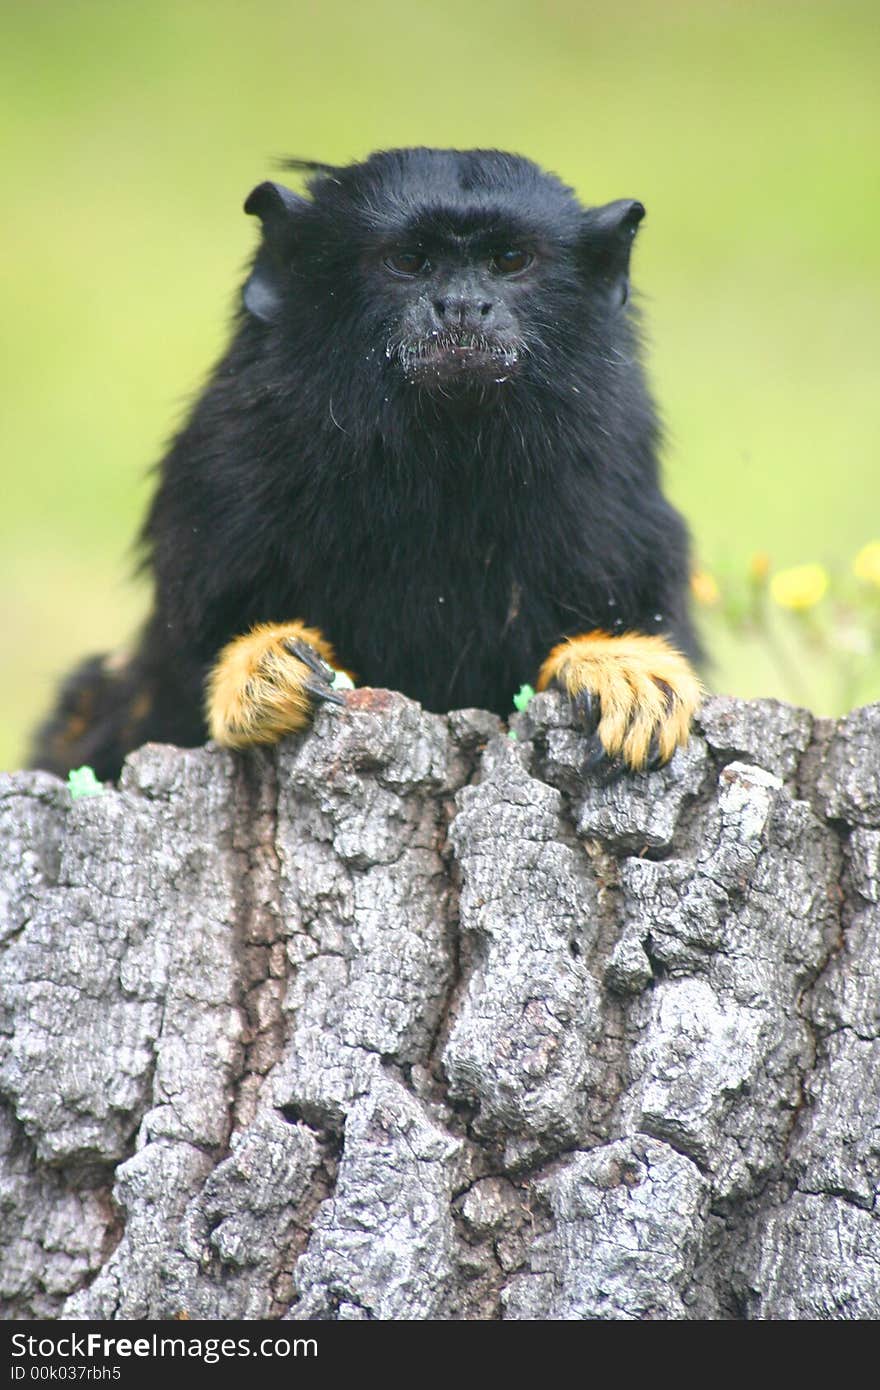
left=283, top=639, right=347, bottom=706
left=570, top=688, right=601, bottom=738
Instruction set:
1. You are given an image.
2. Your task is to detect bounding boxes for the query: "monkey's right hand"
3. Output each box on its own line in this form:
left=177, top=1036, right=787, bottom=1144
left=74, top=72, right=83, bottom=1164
left=206, top=622, right=347, bottom=748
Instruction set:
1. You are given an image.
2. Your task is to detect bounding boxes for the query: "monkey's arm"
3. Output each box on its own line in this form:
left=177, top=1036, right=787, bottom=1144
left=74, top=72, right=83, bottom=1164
left=206, top=621, right=346, bottom=748
left=537, top=631, right=702, bottom=774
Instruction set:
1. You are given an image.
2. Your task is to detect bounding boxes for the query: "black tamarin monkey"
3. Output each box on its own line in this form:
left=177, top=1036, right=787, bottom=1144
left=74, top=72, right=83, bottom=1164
left=31, top=148, right=702, bottom=784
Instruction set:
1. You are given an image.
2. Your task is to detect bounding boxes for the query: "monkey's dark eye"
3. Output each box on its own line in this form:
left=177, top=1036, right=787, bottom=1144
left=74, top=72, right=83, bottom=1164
left=384, top=251, right=430, bottom=278
left=489, top=250, right=533, bottom=276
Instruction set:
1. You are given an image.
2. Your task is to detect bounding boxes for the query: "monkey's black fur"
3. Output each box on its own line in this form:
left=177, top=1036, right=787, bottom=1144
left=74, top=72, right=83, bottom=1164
left=32, top=148, right=698, bottom=782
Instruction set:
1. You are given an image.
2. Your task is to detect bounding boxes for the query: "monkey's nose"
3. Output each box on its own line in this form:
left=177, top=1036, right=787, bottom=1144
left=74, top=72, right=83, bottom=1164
left=432, top=297, right=495, bottom=333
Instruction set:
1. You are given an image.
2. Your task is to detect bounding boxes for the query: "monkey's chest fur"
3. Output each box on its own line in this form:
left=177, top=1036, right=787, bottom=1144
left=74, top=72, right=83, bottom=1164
left=286, top=536, right=547, bottom=717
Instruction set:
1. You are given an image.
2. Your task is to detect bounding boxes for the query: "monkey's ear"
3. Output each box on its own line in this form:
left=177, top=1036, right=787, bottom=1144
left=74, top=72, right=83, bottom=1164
left=578, top=199, right=645, bottom=306
left=244, top=180, right=307, bottom=230
left=242, top=181, right=308, bottom=322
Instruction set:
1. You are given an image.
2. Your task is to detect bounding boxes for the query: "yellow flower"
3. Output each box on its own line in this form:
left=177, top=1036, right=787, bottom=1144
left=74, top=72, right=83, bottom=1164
left=853, top=541, right=880, bottom=587
left=770, top=563, right=829, bottom=611
left=748, top=551, right=771, bottom=585
left=691, top=570, right=720, bottom=606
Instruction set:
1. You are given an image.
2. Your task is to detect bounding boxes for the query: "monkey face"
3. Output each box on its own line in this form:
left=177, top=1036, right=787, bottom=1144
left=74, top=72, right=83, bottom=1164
left=241, top=149, right=644, bottom=405
left=379, top=234, right=532, bottom=388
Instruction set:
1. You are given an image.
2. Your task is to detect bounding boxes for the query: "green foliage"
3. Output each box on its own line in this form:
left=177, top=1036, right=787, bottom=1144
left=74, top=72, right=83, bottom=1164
left=67, top=766, right=104, bottom=800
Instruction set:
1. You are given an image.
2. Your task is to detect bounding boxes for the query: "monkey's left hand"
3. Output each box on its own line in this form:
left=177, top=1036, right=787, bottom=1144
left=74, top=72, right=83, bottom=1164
left=537, top=631, right=702, bottom=778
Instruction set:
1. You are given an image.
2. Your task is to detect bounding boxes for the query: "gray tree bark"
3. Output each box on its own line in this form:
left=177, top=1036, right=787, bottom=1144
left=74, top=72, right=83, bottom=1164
left=1, top=690, right=878, bottom=1320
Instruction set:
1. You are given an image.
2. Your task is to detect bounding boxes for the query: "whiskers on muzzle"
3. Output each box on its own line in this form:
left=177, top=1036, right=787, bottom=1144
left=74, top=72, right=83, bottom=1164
left=386, top=330, right=526, bottom=381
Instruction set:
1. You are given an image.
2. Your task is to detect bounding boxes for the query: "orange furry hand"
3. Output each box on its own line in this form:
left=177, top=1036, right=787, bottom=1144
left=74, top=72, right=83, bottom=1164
left=537, top=631, right=702, bottom=773
left=206, top=622, right=347, bottom=748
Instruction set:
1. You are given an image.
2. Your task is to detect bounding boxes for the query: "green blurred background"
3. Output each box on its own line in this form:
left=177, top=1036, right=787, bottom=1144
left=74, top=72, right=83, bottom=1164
left=3, top=0, right=879, bottom=770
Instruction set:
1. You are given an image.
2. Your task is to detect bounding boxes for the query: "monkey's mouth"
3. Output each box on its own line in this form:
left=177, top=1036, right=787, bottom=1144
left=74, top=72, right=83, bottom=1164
left=389, top=333, right=523, bottom=386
